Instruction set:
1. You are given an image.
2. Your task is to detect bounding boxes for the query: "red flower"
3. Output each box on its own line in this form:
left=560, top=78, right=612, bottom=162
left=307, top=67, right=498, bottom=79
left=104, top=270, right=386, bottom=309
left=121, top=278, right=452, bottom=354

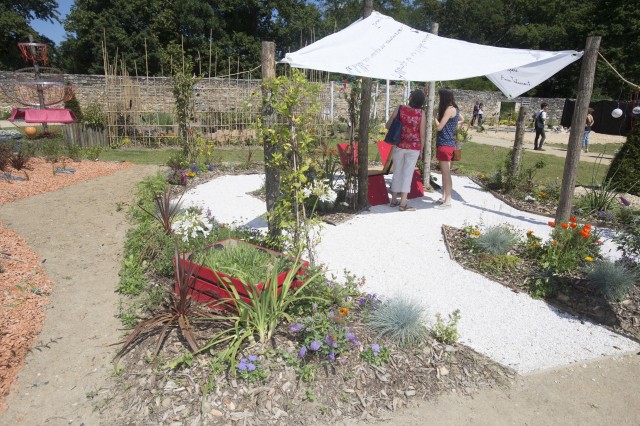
left=561, top=223, right=569, bottom=229
left=584, top=224, right=592, bottom=231
left=569, top=216, right=577, bottom=223
left=570, top=223, right=577, bottom=229
left=548, top=221, right=556, bottom=227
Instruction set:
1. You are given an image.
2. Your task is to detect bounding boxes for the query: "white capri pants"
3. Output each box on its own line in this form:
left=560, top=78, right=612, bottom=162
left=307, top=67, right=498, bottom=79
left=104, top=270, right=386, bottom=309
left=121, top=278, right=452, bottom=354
left=390, top=146, right=420, bottom=194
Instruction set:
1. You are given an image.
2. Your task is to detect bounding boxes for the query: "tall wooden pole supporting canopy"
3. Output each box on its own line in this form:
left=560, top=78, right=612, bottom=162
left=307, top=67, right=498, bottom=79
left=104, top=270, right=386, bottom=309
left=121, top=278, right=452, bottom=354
left=422, top=23, right=439, bottom=189
left=555, top=36, right=601, bottom=223
left=356, top=0, right=374, bottom=208
left=261, top=41, right=280, bottom=241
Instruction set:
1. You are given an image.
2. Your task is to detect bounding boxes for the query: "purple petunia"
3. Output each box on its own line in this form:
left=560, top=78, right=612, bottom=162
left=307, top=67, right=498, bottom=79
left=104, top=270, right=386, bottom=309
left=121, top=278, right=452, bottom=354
left=289, top=323, right=303, bottom=333
left=298, top=346, right=307, bottom=358
left=309, top=341, right=322, bottom=351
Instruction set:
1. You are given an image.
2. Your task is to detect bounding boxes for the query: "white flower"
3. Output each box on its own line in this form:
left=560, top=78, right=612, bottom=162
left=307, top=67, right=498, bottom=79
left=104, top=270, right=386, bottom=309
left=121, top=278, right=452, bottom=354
left=172, top=210, right=213, bottom=243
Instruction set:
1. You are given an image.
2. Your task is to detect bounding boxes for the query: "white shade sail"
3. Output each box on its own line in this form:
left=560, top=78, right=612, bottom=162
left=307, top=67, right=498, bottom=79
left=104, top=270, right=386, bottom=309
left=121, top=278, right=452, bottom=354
left=282, top=11, right=583, bottom=98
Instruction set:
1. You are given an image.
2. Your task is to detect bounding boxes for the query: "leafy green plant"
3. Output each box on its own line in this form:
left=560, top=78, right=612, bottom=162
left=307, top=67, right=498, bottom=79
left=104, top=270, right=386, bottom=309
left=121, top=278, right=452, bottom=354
left=537, top=219, right=601, bottom=274
left=613, top=222, right=640, bottom=269
left=195, top=243, right=294, bottom=285
left=166, top=151, right=188, bottom=170
left=297, top=363, right=316, bottom=383
left=83, top=145, right=103, bottom=160
left=64, top=94, right=83, bottom=121
left=293, top=312, right=350, bottom=361
left=360, top=344, right=391, bottom=366
left=236, top=356, right=269, bottom=383
left=82, top=101, right=106, bottom=130
left=474, top=225, right=518, bottom=255
left=527, top=272, right=558, bottom=298
left=605, top=118, right=640, bottom=196
left=476, top=253, right=522, bottom=273
left=585, top=260, right=640, bottom=301
left=64, top=140, right=83, bottom=161
left=40, top=139, right=62, bottom=162
left=431, top=309, right=461, bottom=344
left=287, top=269, right=364, bottom=316
left=117, top=254, right=148, bottom=295
left=366, top=295, right=427, bottom=347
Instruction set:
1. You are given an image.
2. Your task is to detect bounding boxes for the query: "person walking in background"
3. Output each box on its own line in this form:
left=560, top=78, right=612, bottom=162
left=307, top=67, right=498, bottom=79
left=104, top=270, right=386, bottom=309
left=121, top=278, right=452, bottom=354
left=386, top=89, right=426, bottom=211
left=534, top=102, right=548, bottom=150
left=471, top=101, right=479, bottom=126
left=434, top=89, right=464, bottom=209
left=477, top=102, right=484, bottom=128
left=583, top=107, right=595, bottom=153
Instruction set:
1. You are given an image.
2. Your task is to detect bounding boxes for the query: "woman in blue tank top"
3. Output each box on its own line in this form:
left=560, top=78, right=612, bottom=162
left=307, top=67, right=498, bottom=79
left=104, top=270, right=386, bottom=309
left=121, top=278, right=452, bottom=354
left=433, top=89, right=463, bottom=208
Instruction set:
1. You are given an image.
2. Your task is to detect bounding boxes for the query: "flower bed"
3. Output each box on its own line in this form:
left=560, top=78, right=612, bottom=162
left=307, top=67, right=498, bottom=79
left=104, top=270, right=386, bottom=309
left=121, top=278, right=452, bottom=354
left=178, top=238, right=308, bottom=308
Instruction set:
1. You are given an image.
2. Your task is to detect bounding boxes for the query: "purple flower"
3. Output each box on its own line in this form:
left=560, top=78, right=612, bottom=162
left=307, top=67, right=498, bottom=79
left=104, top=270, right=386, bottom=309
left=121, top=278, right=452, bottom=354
left=620, top=197, right=631, bottom=207
left=237, top=362, right=247, bottom=371
left=351, top=340, right=361, bottom=347
left=326, top=280, right=334, bottom=288
left=298, top=346, right=307, bottom=358
left=329, top=351, right=335, bottom=362
left=247, top=355, right=259, bottom=362
left=371, top=344, right=381, bottom=353
left=309, top=341, right=322, bottom=351
left=289, top=323, right=303, bottom=333
left=325, top=334, right=338, bottom=348
left=346, top=332, right=356, bottom=341
left=246, top=363, right=256, bottom=371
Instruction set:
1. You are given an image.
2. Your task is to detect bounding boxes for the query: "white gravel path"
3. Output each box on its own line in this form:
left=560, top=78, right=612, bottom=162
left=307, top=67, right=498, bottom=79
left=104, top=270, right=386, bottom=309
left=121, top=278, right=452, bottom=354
left=182, top=173, right=640, bottom=374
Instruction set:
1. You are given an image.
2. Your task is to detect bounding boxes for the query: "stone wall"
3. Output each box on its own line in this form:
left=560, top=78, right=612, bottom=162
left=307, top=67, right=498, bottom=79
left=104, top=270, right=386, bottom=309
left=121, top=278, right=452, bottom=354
left=0, top=71, right=567, bottom=127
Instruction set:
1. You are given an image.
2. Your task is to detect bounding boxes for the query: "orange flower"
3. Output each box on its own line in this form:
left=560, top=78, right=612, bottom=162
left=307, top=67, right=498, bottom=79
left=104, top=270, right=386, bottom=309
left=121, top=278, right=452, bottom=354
left=551, top=240, right=558, bottom=246
left=338, top=307, right=349, bottom=316
left=569, top=216, right=577, bottom=223
left=570, top=223, right=577, bottom=229
left=561, top=223, right=569, bottom=229
left=548, top=221, right=556, bottom=227
left=584, top=224, right=592, bottom=230
left=527, top=230, right=534, bottom=235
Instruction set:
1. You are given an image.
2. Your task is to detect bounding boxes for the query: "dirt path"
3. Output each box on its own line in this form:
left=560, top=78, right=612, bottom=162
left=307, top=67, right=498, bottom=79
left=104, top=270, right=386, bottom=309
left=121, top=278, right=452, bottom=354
left=366, top=353, right=640, bottom=426
left=0, top=165, right=159, bottom=425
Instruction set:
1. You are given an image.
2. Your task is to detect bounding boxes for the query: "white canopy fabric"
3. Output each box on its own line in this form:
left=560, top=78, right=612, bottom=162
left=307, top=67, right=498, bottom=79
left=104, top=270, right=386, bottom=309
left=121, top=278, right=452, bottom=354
left=282, top=11, right=583, bottom=99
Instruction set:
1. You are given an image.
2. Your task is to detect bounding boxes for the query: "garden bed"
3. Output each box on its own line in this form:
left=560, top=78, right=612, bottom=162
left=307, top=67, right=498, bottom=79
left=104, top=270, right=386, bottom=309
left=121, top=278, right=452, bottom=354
left=442, top=224, right=640, bottom=342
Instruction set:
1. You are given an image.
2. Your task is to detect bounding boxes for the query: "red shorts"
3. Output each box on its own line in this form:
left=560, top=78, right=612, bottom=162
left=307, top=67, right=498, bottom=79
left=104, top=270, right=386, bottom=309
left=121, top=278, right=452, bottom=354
left=436, top=146, right=454, bottom=161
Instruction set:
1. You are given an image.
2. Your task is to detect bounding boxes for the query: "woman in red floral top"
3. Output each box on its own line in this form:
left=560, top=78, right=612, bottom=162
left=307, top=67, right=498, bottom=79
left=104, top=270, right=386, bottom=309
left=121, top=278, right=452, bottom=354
left=385, top=90, right=426, bottom=211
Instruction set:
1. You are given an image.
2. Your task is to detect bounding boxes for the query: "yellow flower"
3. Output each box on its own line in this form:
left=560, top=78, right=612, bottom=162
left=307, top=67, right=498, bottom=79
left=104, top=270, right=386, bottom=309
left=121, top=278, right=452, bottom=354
left=186, top=171, right=195, bottom=177
left=585, top=256, right=593, bottom=262
left=473, top=230, right=481, bottom=235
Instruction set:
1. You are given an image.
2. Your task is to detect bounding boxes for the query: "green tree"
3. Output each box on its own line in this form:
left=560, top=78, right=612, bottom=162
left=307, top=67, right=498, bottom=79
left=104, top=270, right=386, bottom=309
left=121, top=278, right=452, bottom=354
left=605, top=118, right=640, bottom=196
left=0, top=0, right=59, bottom=70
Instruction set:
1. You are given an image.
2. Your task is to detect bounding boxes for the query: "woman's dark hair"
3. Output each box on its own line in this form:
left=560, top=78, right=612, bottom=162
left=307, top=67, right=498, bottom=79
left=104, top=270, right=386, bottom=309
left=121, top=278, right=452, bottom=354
left=408, top=89, right=425, bottom=109
left=437, top=89, right=458, bottom=121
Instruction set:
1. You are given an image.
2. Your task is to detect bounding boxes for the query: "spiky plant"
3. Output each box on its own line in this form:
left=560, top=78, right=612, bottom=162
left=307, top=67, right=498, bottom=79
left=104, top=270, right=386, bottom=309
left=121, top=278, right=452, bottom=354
left=474, top=225, right=518, bottom=255
left=366, top=295, right=427, bottom=347
left=586, top=260, right=640, bottom=301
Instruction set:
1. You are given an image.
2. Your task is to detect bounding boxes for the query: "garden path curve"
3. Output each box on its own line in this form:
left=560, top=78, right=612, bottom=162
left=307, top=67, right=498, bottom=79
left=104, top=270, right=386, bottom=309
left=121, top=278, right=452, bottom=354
left=0, top=165, right=159, bottom=425
left=182, top=173, right=639, bottom=374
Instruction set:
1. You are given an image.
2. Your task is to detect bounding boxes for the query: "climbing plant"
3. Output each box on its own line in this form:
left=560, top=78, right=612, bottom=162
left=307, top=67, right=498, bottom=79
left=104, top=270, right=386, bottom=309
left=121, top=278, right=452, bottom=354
left=260, top=69, right=324, bottom=261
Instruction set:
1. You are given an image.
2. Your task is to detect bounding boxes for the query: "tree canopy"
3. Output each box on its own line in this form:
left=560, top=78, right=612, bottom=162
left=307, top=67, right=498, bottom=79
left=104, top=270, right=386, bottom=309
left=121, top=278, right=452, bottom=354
left=3, top=0, right=637, bottom=99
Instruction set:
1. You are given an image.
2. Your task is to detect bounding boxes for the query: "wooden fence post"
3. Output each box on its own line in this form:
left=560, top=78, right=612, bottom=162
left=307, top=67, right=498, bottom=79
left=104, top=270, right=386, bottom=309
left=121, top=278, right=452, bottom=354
left=356, top=0, right=374, bottom=208
left=555, top=36, right=601, bottom=222
left=261, top=41, right=280, bottom=241
left=505, top=106, right=527, bottom=192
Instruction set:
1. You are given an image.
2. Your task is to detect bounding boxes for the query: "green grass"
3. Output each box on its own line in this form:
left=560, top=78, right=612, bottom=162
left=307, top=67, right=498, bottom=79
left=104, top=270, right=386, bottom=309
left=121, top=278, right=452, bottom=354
left=458, top=142, right=608, bottom=186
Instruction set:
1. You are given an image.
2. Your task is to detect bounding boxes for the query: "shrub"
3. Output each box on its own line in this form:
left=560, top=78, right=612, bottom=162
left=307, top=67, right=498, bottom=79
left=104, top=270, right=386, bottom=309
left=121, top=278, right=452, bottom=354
left=431, top=309, right=461, bottom=344
left=0, top=143, right=12, bottom=171
left=366, top=295, right=427, bottom=347
left=64, top=141, right=83, bottom=161
left=585, top=260, right=640, bottom=301
left=40, top=139, right=62, bottom=162
left=83, top=145, right=103, bottom=160
left=82, top=101, right=106, bottom=130
left=64, top=94, right=83, bottom=121
left=10, top=146, right=31, bottom=170
left=605, top=117, right=640, bottom=196
left=474, top=225, right=518, bottom=255
left=538, top=219, right=601, bottom=274
left=613, top=223, right=640, bottom=269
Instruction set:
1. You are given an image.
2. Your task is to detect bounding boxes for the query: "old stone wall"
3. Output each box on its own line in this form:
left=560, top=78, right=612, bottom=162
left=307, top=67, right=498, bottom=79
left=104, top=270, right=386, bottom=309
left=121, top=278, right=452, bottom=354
left=0, top=71, right=567, bottom=127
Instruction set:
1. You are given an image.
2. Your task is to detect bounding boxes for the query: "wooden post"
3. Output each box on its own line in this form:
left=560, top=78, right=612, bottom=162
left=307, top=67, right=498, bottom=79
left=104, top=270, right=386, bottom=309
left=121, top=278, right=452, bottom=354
left=357, top=0, right=374, bottom=208
left=422, top=23, right=439, bottom=189
left=260, top=41, right=280, bottom=240
left=555, top=36, right=601, bottom=222
left=505, top=106, right=527, bottom=192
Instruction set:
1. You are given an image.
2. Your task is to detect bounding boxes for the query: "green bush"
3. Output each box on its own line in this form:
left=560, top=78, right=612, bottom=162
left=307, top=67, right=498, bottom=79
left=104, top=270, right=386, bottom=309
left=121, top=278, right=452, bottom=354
left=431, top=309, right=461, bottom=344
left=64, top=94, right=83, bottom=121
left=82, top=101, right=106, bottom=130
left=64, top=140, right=83, bottom=161
left=366, top=295, right=427, bottom=347
left=474, top=225, right=518, bottom=255
left=605, top=118, right=640, bottom=196
left=585, top=260, right=639, bottom=301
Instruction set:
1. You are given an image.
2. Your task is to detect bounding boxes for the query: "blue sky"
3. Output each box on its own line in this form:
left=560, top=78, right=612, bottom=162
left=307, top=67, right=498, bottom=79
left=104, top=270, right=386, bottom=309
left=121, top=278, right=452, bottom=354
left=31, top=0, right=74, bottom=46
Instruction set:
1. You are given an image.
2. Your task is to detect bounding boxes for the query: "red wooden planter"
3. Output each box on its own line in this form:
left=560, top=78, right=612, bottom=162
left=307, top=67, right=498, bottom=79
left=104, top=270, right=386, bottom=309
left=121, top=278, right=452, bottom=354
left=177, top=238, right=308, bottom=310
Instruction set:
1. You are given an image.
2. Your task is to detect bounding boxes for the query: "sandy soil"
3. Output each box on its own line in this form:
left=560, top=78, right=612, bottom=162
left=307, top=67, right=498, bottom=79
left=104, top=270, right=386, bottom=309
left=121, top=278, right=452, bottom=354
left=1, top=156, right=639, bottom=425
left=474, top=127, right=626, bottom=146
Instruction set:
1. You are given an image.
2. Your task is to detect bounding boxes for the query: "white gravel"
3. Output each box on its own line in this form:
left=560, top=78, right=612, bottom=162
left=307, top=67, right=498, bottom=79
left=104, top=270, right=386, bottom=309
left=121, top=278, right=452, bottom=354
left=182, top=173, right=640, bottom=374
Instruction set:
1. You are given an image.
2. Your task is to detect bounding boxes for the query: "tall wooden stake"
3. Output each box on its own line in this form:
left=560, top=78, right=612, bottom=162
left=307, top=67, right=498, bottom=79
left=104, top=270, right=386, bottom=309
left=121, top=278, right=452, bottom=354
left=505, top=106, right=527, bottom=192
left=357, top=0, right=373, bottom=208
left=261, top=41, right=280, bottom=241
left=422, top=22, right=439, bottom=188
left=555, top=36, right=601, bottom=222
